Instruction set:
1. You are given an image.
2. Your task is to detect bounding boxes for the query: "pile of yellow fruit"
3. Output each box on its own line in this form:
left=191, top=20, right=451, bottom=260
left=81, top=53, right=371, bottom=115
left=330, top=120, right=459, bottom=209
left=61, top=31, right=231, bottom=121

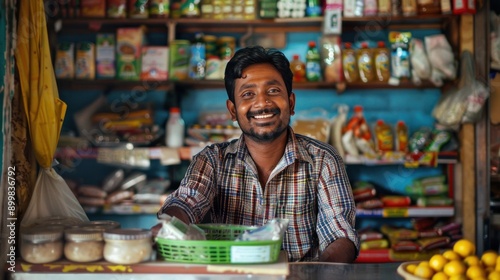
left=404, top=239, right=500, bottom=279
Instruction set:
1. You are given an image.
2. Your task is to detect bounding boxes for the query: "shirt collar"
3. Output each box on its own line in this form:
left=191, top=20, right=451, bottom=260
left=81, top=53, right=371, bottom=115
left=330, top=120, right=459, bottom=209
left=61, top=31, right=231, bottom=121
left=225, top=127, right=314, bottom=166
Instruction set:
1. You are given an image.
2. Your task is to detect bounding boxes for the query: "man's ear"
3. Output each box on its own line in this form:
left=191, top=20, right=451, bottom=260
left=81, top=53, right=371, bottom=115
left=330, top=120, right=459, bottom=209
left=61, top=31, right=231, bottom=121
left=289, top=92, right=296, bottom=116
left=226, top=99, right=237, bottom=120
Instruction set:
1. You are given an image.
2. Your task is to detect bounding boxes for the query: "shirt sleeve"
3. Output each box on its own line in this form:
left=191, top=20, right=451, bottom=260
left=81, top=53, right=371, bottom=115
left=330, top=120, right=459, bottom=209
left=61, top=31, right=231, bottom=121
left=157, top=151, right=217, bottom=223
left=316, top=152, right=360, bottom=255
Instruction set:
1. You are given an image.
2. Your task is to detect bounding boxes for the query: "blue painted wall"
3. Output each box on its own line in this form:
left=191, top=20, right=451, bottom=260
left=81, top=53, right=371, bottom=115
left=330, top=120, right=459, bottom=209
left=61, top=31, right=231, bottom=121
left=58, top=27, right=449, bottom=229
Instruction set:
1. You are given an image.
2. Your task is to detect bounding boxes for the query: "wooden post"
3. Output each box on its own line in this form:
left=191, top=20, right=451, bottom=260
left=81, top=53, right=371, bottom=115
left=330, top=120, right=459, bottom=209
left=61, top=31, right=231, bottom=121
left=459, top=13, right=476, bottom=244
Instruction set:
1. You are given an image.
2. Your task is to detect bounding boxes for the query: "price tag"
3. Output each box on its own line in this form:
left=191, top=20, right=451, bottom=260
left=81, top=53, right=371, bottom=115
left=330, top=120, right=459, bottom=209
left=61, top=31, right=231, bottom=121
left=383, top=208, right=408, bottom=217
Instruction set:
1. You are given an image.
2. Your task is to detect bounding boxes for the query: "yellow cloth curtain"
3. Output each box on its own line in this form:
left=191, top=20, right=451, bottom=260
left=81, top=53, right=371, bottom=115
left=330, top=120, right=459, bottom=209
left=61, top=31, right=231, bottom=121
left=15, top=0, right=67, bottom=168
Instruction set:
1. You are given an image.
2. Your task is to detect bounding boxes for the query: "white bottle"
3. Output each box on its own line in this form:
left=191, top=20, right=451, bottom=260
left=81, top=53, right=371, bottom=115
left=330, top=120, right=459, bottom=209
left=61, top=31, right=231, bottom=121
left=165, top=107, right=185, bottom=148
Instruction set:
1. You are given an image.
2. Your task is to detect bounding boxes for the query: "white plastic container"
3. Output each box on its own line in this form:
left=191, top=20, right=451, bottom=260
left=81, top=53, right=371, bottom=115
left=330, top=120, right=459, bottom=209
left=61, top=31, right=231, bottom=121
left=165, top=107, right=185, bottom=148
left=20, top=226, right=64, bottom=264
left=103, top=229, right=152, bottom=264
left=64, top=228, right=104, bottom=262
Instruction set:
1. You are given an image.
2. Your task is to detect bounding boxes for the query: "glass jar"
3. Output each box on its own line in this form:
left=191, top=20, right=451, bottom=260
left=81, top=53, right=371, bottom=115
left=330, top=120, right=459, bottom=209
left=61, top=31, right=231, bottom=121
left=20, top=226, right=64, bottom=264
left=64, top=229, right=104, bottom=262
left=103, top=229, right=153, bottom=264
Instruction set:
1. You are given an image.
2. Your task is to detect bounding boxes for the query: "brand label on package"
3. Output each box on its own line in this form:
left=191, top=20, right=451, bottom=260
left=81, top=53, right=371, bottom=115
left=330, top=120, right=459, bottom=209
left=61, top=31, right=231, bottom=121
left=230, top=245, right=271, bottom=263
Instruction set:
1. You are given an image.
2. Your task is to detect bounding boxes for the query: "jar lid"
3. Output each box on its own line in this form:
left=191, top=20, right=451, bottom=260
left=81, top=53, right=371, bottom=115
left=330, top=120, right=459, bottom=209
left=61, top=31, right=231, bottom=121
left=85, top=220, right=120, bottom=229
left=21, top=226, right=64, bottom=244
left=65, top=228, right=103, bottom=242
left=103, top=228, right=152, bottom=241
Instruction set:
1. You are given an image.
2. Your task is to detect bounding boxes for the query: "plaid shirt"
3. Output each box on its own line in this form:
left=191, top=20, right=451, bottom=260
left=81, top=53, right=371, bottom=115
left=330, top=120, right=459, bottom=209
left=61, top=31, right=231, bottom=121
left=158, top=127, right=359, bottom=261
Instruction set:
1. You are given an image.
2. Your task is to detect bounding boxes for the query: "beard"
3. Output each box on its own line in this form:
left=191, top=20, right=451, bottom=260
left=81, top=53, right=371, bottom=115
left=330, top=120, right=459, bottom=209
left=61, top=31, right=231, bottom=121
left=237, top=108, right=290, bottom=143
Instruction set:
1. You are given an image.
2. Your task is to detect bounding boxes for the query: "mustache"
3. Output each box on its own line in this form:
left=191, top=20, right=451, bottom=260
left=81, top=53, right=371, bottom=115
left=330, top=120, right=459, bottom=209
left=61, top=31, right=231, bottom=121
left=247, top=108, right=280, bottom=118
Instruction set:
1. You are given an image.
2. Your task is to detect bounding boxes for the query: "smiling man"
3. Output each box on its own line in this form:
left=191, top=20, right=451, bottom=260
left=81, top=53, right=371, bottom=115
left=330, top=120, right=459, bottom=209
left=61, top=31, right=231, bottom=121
left=156, top=46, right=359, bottom=263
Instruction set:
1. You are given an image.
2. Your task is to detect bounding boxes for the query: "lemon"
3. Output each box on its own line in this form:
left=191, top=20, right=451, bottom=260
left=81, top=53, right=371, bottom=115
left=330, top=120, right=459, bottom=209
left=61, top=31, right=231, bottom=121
left=482, top=251, right=499, bottom=268
left=467, top=265, right=487, bottom=279
left=430, top=254, right=449, bottom=272
left=432, top=271, right=449, bottom=280
left=453, top=239, right=476, bottom=258
left=443, top=250, right=462, bottom=261
left=489, top=270, right=500, bottom=280
left=406, top=263, right=418, bottom=274
left=415, top=264, right=435, bottom=279
left=448, top=275, right=467, bottom=280
left=444, top=260, right=467, bottom=277
left=464, top=255, right=482, bottom=267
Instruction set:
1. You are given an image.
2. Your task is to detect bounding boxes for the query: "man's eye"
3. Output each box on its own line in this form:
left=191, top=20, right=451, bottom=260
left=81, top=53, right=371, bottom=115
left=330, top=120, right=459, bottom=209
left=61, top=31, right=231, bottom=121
left=268, top=88, right=281, bottom=94
left=241, top=91, right=254, bottom=98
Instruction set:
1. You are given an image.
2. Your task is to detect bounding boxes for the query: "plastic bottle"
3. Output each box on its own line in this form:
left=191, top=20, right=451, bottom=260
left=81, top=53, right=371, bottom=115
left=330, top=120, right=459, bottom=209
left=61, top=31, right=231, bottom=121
left=306, top=41, right=322, bottom=82
left=189, top=33, right=206, bottom=80
left=290, top=54, right=306, bottom=82
left=374, top=119, right=394, bottom=152
left=166, top=107, right=185, bottom=148
left=373, top=41, right=391, bottom=82
left=305, top=0, right=321, bottom=17
left=342, top=42, right=359, bottom=83
left=357, top=42, right=374, bottom=83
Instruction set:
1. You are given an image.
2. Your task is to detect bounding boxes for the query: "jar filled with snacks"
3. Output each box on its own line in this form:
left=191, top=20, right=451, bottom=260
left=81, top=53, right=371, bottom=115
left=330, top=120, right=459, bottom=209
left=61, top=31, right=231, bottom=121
left=64, top=229, right=104, bottom=263
left=20, top=226, right=64, bottom=264
left=103, top=229, right=153, bottom=264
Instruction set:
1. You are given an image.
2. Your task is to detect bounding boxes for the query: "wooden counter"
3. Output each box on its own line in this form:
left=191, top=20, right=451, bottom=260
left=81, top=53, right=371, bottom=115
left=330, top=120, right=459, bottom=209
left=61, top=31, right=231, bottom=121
left=5, top=256, right=403, bottom=280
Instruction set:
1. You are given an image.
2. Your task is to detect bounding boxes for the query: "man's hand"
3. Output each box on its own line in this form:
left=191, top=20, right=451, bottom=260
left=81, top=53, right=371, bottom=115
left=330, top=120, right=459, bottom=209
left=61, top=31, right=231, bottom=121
left=152, top=206, right=191, bottom=237
left=319, top=238, right=357, bottom=263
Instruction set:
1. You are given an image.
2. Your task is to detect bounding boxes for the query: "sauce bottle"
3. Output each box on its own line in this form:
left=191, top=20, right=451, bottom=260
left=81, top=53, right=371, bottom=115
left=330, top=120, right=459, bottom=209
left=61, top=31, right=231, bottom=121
left=290, top=54, right=306, bottom=82
left=373, top=41, right=391, bottom=82
left=395, top=120, right=408, bottom=153
left=357, top=42, right=374, bottom=83
left=342, top=42, right=359, bottom=83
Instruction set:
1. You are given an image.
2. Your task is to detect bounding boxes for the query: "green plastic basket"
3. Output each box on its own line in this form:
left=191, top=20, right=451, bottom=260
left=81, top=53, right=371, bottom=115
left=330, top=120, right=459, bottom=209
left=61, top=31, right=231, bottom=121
left=155, top=224, right=282, bottom=264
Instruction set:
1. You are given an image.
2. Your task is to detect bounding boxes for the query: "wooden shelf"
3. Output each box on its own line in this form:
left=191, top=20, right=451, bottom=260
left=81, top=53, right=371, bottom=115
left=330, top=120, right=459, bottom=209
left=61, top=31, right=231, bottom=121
left=52, top=14, right=456, bottom=33
left=356, top=206, right=454, bottom=218
left=57, top=78, right=445, bottom=91
left=56, top=79, right=173, bottom=91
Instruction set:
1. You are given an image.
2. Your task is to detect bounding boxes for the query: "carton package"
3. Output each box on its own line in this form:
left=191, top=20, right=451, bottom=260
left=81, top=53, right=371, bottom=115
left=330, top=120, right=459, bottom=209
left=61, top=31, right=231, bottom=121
left=55, top=42, right=75, bottom=79
left=96, top=34, right=116, bottom=79
left=81, top=0, right=106, bottom=17
left=116, top=27, right=144, bottom=80
left=75, top=42, right=96, bottom=80
left=141, top=46, right=169, bottom=80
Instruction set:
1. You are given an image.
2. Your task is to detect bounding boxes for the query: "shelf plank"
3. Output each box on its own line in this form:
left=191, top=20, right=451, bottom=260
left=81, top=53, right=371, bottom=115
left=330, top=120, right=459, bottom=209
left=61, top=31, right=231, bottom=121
left=356, top=206, right=454, bottom=218
left=56, top=78, right=445, bottom=91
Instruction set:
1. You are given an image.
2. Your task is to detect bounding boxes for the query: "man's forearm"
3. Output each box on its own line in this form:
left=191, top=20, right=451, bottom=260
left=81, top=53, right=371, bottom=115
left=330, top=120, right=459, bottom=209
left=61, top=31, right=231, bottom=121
left=319, top=238, right=357, bottom=263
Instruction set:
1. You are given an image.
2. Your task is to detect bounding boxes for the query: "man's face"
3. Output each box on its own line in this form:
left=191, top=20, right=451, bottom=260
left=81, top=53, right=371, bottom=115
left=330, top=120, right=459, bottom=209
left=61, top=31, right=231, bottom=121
left=227, top=63, right=295, bottom=143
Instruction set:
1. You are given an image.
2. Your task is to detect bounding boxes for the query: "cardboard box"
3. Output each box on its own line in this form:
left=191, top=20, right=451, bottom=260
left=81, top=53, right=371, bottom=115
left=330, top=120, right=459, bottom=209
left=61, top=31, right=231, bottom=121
left=141, top=46, right=169, bottom=80
left=96, top=34, right=116, bottom=79
left=116, top=27, right=144, bottom=81
left=75, top=42, right=95, bottom=80
left=55, top=42, right=75, bottom=79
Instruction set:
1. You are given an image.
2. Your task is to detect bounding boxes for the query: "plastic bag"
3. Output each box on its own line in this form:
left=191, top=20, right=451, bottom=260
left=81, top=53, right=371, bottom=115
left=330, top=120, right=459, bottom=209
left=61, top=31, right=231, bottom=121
left=432, top=51, right=489, bottom=128
left=21, top=167, right=89, bottom=228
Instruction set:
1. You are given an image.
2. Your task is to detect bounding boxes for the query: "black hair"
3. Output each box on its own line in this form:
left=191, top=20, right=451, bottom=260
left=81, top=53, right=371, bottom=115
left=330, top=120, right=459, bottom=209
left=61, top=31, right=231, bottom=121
left=224, top=46, right=293, bottom=103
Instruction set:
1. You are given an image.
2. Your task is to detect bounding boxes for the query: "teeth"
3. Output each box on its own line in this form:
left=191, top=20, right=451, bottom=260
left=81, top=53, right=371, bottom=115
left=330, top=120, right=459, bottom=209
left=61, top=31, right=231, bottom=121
left=254, top=114, right=273, bottom=119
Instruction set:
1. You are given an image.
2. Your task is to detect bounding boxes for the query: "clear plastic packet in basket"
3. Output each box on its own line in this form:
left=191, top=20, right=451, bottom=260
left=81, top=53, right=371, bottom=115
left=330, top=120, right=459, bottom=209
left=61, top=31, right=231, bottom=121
left=235, top=218, right=289, bottom=241
left=157, top=215, right=206, bottom=241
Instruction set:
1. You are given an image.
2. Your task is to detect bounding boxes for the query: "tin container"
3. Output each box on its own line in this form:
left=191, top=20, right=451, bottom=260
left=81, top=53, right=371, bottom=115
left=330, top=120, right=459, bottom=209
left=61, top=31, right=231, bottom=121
left=149, top=0, right=170, bottom=18
left=217, top=36, right=236, bottom=60
left=203, top=35, right=218, bottom=58
left=169, top=40, right=190, bottom=81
